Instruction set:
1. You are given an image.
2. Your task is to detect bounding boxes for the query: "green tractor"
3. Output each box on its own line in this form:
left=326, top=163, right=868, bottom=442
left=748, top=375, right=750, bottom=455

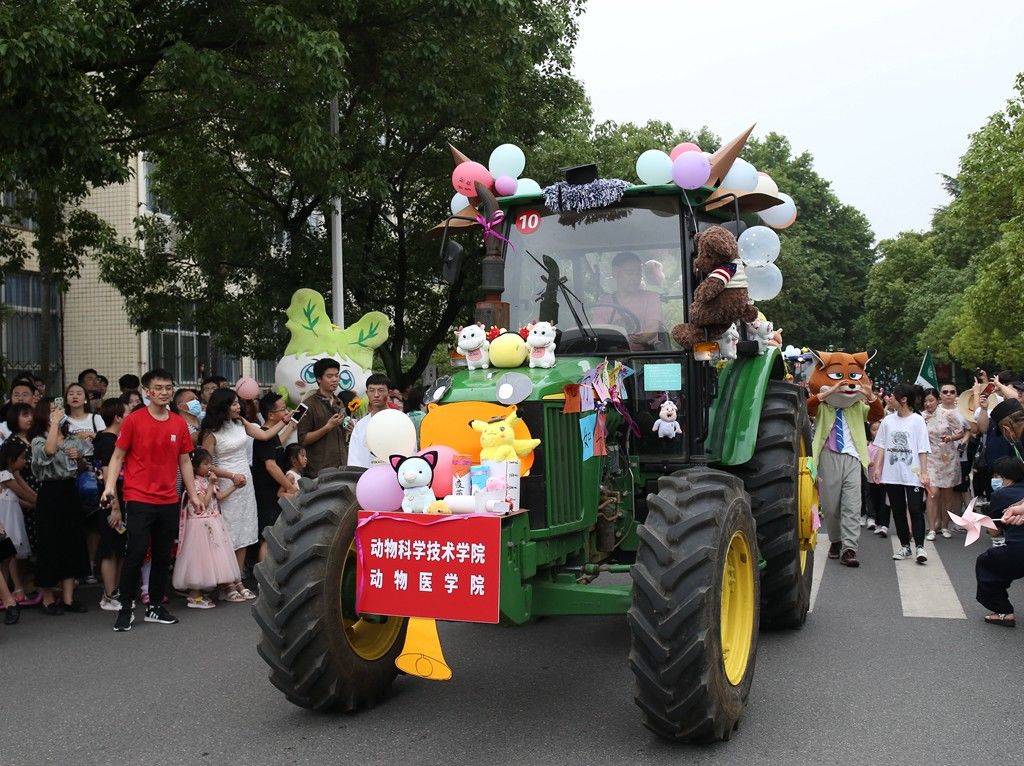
left=254, top=150, right=817, bottom=743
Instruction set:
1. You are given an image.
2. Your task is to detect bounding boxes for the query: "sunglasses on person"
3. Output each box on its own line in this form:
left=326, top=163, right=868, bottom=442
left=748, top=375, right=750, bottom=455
left=940, top=389, right=956, bottom=395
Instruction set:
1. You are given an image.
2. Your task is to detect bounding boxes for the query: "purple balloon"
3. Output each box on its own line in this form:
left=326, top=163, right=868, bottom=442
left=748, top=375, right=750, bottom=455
left=494, top=175, right=518, bottom=196
left=672, top=151, right=711, bottom=190
left=355, top=464, right=405, bottom=512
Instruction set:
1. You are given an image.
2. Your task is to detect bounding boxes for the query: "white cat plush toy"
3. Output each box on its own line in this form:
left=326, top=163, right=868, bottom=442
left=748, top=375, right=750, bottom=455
left=456, top=324, right=490, bottom=370
left=525, top=321, right=557, bottom=369
left=715, top=324, right=740, bottom=360
left=390, top=452, right=438, bottom=514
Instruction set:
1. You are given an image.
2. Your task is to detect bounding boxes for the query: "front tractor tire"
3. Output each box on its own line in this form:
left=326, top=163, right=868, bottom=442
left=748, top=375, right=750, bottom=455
left=732, top=381, right=816, bottom=629
left=253, top=467, right=407, bottom=712
left=629, top=470, right=760, bottom=743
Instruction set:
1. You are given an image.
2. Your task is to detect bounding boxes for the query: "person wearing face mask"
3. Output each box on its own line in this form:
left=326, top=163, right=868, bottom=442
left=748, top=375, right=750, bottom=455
left=173, top=388, right=203, bottom=445
left=974, top=457, right=1024, bottom=627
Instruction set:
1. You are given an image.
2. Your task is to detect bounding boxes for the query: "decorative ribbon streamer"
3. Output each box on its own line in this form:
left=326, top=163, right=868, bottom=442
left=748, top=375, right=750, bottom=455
left=475, top=210, right=516, bottom=253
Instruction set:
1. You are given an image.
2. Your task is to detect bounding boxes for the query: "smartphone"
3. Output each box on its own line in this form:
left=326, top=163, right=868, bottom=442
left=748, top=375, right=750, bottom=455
left=983, top=382, right=996, bottom=396
left=292, top=403, right=309, bottom=422
left=52, top=396, right=64, bottom=411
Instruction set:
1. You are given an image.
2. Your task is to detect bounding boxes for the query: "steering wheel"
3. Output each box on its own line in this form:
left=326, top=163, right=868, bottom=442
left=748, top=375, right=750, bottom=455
left=592, top=302, right=642, bottom=334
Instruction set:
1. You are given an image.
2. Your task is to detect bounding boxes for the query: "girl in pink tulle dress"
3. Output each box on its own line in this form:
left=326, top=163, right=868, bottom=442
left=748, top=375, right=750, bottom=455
left=172, top=448, right=241, bottom=608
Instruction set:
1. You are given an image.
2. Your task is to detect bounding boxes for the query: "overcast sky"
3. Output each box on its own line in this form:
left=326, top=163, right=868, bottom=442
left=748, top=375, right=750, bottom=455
left=572, top=1, right=1024, bottom=240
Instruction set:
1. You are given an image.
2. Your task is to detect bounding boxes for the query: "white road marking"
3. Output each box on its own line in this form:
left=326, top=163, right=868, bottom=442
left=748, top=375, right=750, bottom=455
left=889, top=537, right=966, bottom=619
left=807, top=533, right=831, bottom=613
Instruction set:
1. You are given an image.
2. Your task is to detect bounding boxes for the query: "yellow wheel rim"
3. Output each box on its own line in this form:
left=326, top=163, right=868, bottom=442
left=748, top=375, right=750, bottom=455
left=797, top=437, right=818, bottom=574
left=720, top=530, right=755, bottom=686
left=341, top=543, right=404, bottom=661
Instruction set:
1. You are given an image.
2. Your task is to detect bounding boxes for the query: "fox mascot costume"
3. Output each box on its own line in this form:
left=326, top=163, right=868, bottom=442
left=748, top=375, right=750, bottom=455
left=807, top=351, right=884, bottom=567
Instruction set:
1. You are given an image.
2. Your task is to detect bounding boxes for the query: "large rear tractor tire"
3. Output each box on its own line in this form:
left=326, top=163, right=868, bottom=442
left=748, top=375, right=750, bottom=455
left=629, top=469, right=760, bottom=743
left=253, top=467, right=408, bottom=711
left=732, top=381, right=816, bottom=629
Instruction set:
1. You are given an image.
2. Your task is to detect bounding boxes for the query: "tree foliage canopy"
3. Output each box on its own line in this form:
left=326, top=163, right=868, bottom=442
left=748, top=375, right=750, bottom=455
left=863, top=72, right=1024, bottom=378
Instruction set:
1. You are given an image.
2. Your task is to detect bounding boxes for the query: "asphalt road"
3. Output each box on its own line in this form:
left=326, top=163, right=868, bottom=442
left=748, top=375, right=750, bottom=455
left=2, top=529, right=1022, bottom=766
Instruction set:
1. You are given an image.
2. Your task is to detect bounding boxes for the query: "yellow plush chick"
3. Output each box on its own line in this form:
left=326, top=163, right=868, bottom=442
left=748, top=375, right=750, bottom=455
left=470, top=412, right=540, bottom=462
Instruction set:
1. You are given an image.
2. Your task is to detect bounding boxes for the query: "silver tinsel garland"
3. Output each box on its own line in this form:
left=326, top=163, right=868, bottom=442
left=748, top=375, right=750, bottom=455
left=542, top=178, right=631, bottom=213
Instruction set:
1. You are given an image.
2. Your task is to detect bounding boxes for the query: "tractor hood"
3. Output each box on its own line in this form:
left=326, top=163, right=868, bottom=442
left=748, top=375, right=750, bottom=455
left=440, top=358, right=602, bottom=403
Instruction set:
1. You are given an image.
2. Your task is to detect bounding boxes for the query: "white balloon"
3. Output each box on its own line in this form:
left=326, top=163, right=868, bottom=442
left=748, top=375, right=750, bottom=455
left=738, top=225, right=781, bottom=266
left=754, top=172, right=778, bottom=195
left=746, top=263, right=784, bottom=301
left=635, top=149, right=673, bottom=185
left=365, top=409, right=418, bottom=459
left=721, top=157, right=758, bottom=192
left=488, top=144, right=527, bottom=179
left=450, top=193, right=470, bottom=215
left=515, top=178, right=543, bottom=195
left=759, top=192, right=797, bottom=228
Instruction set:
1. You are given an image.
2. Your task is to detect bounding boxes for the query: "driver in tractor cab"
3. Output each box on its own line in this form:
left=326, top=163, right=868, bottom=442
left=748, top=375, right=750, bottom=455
left=593, top=251, right=666, bottom=351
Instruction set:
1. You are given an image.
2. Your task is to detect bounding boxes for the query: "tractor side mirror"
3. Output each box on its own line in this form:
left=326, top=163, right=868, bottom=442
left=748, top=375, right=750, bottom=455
left=441, top=239, right=464, bottom=285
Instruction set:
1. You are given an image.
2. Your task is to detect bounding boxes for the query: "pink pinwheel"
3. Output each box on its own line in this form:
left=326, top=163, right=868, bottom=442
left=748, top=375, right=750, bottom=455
left=948, top=499, right=998, bottom=545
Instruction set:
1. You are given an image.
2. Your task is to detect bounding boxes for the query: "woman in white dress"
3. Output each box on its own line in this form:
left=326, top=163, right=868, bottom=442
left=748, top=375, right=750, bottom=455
left=200, top=388, right=290, bottom=601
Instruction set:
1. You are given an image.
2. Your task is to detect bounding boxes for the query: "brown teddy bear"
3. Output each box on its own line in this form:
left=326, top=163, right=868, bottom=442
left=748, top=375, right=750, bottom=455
left=671, top=226, right=758, bottom=348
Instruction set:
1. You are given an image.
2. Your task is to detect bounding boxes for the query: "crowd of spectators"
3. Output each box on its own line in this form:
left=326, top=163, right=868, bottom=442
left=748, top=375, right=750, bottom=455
left=861, top=371, right=1024, bottom=625
left=0, top=360, right=428, bottom=630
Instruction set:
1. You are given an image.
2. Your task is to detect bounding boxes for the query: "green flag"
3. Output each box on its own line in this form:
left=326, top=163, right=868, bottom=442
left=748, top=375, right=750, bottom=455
left=915, top=349, right=938, bottom=390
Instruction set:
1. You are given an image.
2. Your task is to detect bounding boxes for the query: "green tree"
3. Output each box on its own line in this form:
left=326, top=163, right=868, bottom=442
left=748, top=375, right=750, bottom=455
left=99, top=0, right=587, bottom=386
left=863, top=72, right=1024, bottom=373
left=1, top=1, right=349, bottom=383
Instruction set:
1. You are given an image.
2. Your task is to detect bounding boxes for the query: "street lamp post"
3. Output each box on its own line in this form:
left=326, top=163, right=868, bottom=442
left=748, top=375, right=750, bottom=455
left=329, top=95, right=345, bottom=327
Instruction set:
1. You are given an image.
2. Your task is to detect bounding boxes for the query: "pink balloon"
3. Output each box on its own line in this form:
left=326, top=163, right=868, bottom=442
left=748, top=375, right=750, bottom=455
left=451, top=161, right=493, bottom=197
left=355, top=464, right=404, bottom=512
left=670, top=142, right=701, bottom=161
left=671, top=151, right=711, bottom=190
left=494, top=175, right=518, bottom=196
left=418, top=445, right=457, bottom=498
left=235, top=377, right=260, bottom=401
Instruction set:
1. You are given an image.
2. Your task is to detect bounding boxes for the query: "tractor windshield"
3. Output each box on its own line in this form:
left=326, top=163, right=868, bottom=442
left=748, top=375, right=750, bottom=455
left=503, top=195, right=685, bottom=353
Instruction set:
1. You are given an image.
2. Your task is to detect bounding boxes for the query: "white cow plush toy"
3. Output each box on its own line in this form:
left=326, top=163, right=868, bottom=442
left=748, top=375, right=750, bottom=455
left=525, top=321, right=557, bottom=369
left=390, top=452, right=438, bottom=514
left=456, top=324, right=490, bottom=370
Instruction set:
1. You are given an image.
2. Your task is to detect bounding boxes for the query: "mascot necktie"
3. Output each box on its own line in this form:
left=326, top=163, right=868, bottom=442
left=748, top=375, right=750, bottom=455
left=835, top=408, right=846, bottom=452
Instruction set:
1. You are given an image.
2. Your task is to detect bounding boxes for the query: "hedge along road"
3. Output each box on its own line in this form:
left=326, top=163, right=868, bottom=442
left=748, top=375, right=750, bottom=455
left=2, top=531, right=1021, bottom=766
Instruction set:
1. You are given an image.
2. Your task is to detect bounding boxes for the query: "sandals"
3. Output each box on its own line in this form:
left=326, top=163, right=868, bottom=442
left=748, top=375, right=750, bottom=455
left=239, top=587, right=257, bottom=601
left=984, top=613, right=1016, bottom=628
left=220, top=588, right=246, bottom=603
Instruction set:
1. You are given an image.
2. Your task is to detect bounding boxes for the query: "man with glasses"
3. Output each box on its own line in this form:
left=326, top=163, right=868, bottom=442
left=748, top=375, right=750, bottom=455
left=252, top=392, right=296, bottom=562
left=101, top=369, right=203, bottom=631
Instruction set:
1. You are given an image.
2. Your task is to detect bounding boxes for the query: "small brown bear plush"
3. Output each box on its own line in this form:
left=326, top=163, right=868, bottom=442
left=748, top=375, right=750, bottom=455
left=671, top=226, right=758, bottom=349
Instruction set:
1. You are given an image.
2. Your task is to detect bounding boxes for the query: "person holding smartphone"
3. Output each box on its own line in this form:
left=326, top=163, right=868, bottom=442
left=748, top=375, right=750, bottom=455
left=297, top=358, right=348, bottom=478
left=974, top=371, right=1017, bottom=500
left=252, top=392, right=296, bottom=563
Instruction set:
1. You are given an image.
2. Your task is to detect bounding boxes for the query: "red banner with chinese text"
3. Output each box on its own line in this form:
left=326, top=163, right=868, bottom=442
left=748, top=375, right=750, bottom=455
left=355, top=511, right=502, bottom=623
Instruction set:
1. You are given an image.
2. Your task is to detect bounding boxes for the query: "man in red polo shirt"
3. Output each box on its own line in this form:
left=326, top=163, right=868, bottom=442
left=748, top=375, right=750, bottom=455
left=101, top=368, right=203, bottom=632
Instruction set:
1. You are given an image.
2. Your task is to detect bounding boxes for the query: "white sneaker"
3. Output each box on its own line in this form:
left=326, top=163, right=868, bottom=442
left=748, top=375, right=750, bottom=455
left=860, top=515, right=868, bottom=527
left=99, top=594, right=122, bottom=612
left=916, top=546, right=928, bottom=564
left=867, top=519, right=877, bottom=531
left=893, top=545, right=912, bottom=560
left=940, top=529, right=953, bottom=539
left=875, top=526, right=889, bottom=538
left=926, top=530, right=937, bottom=541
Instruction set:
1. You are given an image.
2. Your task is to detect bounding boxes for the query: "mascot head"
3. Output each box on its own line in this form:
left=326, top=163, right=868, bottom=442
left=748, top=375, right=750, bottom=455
left=272, top=288, right=391, bottom=406
left=808, top=350, right=875, bottom=409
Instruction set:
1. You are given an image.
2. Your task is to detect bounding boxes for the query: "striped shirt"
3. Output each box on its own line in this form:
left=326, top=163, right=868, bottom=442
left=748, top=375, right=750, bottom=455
left=708, top=259, right=748, bottom=289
